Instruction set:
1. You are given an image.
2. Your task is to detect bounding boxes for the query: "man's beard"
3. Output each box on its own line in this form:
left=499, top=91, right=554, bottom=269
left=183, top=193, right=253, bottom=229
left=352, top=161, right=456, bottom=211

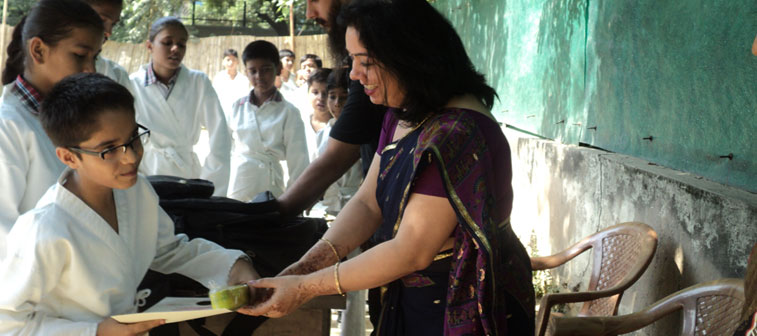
left=325, top=0, right=349, bottom=68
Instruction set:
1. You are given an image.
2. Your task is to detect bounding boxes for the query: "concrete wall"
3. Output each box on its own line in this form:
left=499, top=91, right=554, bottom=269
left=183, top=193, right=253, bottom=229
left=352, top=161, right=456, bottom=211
left=506, top=128, right=757, bottom=335
left=433, top=0, right=757, bottom=193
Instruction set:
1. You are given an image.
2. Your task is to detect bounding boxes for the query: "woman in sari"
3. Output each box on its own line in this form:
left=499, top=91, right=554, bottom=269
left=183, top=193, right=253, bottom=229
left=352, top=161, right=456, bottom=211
left=240, top=0, right=535, bottom=334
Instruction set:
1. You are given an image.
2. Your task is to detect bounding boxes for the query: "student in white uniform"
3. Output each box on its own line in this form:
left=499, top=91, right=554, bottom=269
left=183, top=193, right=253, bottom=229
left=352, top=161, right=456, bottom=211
left=227, top=40, right=309, bottom=201
left=0, top=73, right=260, bottom=335
left=0, top=0, right=104, bottom=250
left=212, top=48, right=249, bottom=118
left=318, top=70, right=362, bottom=215
left=275, top=49, right=298, bottom=102
left=303, top=68, right=333, bottom=160
left=83, top=0, right=133, bottom=91
left=129, top=17, right=232, bottom=196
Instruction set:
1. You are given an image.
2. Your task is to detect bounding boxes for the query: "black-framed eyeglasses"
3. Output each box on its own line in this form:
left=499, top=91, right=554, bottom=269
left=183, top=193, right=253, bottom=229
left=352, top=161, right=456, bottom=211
left=68, top=124, right=151, bottom=161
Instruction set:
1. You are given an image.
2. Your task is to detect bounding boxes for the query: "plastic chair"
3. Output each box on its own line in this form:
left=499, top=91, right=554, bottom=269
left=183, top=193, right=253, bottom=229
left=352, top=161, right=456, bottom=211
left=545, top=278, right=745, bottom=336
left=532, top=222, right=658, bottom=336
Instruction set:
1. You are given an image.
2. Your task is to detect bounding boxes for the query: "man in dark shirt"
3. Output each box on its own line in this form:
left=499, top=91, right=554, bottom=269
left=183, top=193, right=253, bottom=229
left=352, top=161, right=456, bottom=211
left=273, top=1, right=385, bottom=333
left=276, top=0, right=385, bottom=215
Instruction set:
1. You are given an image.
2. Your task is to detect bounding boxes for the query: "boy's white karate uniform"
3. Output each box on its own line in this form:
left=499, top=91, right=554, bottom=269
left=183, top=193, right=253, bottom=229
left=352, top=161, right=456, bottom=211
left=0, top=87, right=65, bottom=256
left=96, top=57, right=133, bottom=92
left=0, top=170, right=246, bottom=335
left=212, top=70, right=249, bottom=118
left=227, top=91, right=309, bottom=201
left=130, top=64, right=232, bottom=196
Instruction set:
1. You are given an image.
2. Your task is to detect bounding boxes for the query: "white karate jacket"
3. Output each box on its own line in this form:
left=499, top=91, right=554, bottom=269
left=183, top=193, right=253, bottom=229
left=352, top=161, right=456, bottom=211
left=129, top=64, right=231, bottom=196
left=212, top=70, right=249, bottom=118
left=0, top=171, right=245, bottom=335
left=95, top=56, right=133, bottom=93
left=0, top=86, right=65, bottom=256
left=227, top=92, right=309, bottom=201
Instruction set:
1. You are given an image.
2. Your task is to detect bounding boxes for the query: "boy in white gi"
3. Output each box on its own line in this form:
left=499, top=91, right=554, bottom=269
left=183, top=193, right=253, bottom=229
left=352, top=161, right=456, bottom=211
left=227, top=40, right=309, bottom=201
left=0, top=73, right=259, bottom=335
left=212, top=48, right=250, bottom=118
left=129, top=17, right=231, bottom=196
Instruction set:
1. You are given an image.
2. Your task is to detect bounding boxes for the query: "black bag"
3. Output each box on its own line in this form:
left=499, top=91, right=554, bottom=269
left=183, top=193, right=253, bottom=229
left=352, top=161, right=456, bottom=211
left=141, top=176, right=327, bottom=335
left=160, top=196, right=327, bottom=277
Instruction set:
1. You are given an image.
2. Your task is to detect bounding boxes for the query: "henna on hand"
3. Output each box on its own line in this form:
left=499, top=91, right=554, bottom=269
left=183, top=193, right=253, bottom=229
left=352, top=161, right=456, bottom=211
left=277, top=240, right=346, bottom=276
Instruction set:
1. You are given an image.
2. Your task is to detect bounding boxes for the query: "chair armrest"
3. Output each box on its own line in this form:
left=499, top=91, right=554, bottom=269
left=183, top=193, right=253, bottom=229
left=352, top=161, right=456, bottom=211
left=535, top=288, right=626, bottom=336
left=531, top=240, right=592, bottom=271
left=547, top=315, right=649, bottom=336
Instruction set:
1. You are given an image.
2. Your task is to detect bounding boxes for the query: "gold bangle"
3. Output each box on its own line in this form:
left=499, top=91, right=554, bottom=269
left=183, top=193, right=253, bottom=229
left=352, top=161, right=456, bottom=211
left=334, top=261, right=345, bottom=296
left=320, top=237, right=340, bottom=262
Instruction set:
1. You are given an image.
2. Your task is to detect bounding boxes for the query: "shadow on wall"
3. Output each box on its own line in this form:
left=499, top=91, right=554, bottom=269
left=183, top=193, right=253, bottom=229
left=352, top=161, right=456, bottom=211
left=536, top=0, right=587, bottom=144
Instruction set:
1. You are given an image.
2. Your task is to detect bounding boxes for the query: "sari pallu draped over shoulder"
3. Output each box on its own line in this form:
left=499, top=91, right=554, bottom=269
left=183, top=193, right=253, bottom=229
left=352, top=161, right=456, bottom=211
left=381, top=108, right=535, bottom=335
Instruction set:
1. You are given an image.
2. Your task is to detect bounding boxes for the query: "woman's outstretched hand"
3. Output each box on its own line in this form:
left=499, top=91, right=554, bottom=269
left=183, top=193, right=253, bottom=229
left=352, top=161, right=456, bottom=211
left=236, top=275, right=318, bottom=318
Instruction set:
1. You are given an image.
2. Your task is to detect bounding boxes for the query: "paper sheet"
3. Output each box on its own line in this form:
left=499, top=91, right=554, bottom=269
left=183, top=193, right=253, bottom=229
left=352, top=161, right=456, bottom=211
left=112, top=297, right=232, bottom=324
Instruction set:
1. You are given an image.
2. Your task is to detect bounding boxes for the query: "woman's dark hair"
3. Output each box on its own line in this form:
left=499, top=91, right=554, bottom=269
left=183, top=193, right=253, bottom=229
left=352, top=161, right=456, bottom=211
left=148, top=16, right=187, bottom=42
left=82, top=0, right=123, bottom=7
left=307, top=68, right=332, bottom=88
left=338, top=0, right=497, bottom=124
left=223, top=48, right=238, bottom=59
left=2, top=0, right=104, bottom=85
left=40, top=73, right=135, bottom=148
left=300, top=54, right=323, bottom=68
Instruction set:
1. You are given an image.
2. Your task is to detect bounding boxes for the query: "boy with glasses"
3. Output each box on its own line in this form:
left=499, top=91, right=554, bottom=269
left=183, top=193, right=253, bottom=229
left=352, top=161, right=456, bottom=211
left=0, top=73, right=259, bottom=334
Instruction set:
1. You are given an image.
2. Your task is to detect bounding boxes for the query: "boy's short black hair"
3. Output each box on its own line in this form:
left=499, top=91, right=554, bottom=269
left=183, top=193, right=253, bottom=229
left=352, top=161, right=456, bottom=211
left=279, top=49, right=294, bottom=58
left=242, top=40, right=281, bottom=68
left=300, top=54, right=323, bottom=68
left=327, top=69, right=349, bottom=92
left=223, top=48, right=238, bottom=59
left=40, top=73, right=135, bottom=148
left=307, top=68, right=332, bottom=88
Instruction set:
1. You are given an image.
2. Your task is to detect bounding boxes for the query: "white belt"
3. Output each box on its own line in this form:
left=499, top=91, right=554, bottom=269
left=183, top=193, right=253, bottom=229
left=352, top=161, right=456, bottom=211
left=240, top=151, right=279, bottom=169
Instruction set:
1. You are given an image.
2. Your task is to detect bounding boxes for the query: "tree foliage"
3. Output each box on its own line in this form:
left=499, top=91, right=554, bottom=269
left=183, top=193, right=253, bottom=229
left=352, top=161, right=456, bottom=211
left=111, top=0, right=185, bottom=42
left=1, top=0, right=315, bottom=42
left=110, top=0, right=317, bottom=42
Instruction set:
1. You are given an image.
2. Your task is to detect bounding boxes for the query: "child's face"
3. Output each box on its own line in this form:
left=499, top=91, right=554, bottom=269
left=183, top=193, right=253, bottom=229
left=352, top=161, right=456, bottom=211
left=147, top=25, right=188, bottom=72
left=281, top=56, right=294, bottom=72
left=62, top=109, right=144, bottom=191
left=327, top=87, right=347, bottom=119
left=300, top=58, right=319, bottom=76
left=89, top=2, right=122, bottom=40
left=34, top=27, right=101, bottom=93
left=222, top=55, right=239, bottom=71
left=246, top=58, right=279, bottom=93
left=308, top=81, right=328, bottom=114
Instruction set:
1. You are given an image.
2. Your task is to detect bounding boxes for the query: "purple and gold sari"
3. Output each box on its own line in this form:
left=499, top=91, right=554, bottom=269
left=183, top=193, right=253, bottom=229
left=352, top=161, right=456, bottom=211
left=374, top=108, right=535, bottom=335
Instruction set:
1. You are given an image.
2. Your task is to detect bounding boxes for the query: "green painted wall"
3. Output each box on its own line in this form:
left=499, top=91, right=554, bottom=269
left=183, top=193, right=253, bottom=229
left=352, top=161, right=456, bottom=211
left=434, top=0, right=757, bottom=193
